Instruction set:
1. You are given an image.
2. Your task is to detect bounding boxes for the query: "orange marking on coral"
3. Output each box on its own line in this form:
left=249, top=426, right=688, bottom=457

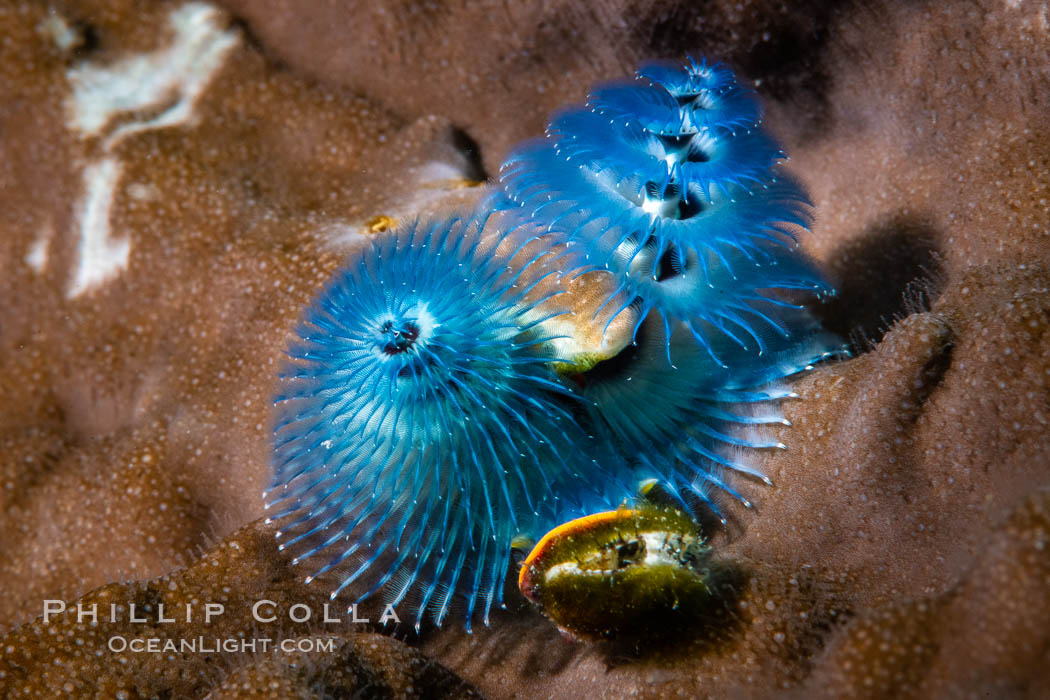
left=365, top=215, right=395, bottom=234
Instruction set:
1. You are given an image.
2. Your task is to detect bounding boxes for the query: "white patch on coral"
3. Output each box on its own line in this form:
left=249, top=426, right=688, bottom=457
left=126, top=182, right=161, bottom=201
left=404, top=160, right=480, bottom=211
left=328, top=159, right=484, bottom=249
left=68, top=158, right=129, bottom=298
left=25, top=225, right=52, bottom=272
left=61, top=2, right=240, bottom=297
left=37, top=13, right=80, bottom=51
left=414, top=160, right=466, bottom=183
left=66, top=3, right=239, bottom=147
left=321, top=222, right=368, bottom=250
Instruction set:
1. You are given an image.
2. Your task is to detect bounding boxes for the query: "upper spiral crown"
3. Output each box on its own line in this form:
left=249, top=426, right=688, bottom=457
left=499, top=56, right=832, bottom=365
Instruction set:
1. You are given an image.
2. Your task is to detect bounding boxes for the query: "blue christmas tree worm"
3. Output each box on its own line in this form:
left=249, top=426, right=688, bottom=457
left=266, top=57, right=843, bottom=631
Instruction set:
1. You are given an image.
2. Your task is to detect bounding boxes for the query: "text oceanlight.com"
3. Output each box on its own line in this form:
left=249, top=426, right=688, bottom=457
left=107, top=636, right=338, bottom=654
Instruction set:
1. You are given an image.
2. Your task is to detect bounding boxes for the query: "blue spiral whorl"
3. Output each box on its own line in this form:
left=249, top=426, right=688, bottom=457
left=499, top=56, right=832, bottom=363
left=266, top=214, right=626, bottom=631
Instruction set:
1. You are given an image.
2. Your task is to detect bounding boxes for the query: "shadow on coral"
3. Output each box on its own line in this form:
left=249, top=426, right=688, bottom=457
left=595, top=559, right=751, bottom=666
left=448, top=126, right=489, bottom=182
left=420, top=560, right=751, bottom=682
left=816, top=213, right=945, bottom=353
left=633, top=0, right=855, bottom=140
left=421, top=605, right=586, bottom=680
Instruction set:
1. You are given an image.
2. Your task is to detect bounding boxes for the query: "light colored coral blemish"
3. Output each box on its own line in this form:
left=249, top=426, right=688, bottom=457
left=345, top=160, right=484, bottom=240
left=66, top=3, right=239, bottom=146
left=37, top=13, right=80, bottom=52
left=62, top=2, right=240, bottom=298
left=68, top=157, right=128, bottom=298
left=25, top=224, right=52, bottom=273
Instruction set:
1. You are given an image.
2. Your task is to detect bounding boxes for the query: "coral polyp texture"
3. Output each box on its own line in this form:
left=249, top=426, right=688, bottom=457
left=4, top=0, right=1050, bottom=696
left=265, top=215, right=624, bottom=631
left=499, top=57, right=833, bottom=363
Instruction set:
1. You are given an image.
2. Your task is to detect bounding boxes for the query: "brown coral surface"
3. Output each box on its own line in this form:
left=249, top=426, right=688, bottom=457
left=1, top=0, right=1049, bottom=698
